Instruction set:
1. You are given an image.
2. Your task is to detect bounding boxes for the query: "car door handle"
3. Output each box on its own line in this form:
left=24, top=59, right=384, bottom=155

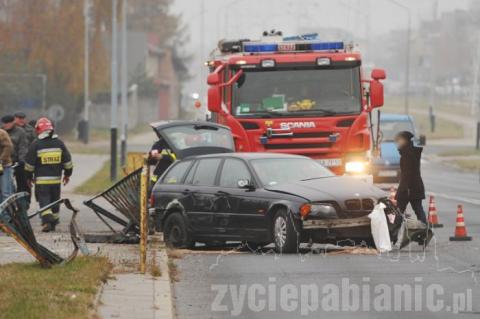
left=182, top=189, right=192, bottom=195
left=215, top=191, right=230, bottom=196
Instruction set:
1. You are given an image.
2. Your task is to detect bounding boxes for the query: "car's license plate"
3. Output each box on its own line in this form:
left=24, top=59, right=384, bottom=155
left=378, top=170, right=397, bottom=177
left=317, top=158, right=342, bottom=167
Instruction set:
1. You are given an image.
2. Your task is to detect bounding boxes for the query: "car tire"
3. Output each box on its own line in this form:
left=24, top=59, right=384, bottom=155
left=163, top=212, right=194, bottom=249
left=273, top=209, right=299, bottom=254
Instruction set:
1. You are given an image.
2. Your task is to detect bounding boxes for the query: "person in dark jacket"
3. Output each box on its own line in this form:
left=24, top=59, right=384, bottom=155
left=394, top=131, right=427, bottom=224
left=14, top=112, right=36, bottom=145
left=2, top=115, right=29, bottom=198
left=148, top=138, right=176, bottom=183
left=25, top=117, right=73, bottom=232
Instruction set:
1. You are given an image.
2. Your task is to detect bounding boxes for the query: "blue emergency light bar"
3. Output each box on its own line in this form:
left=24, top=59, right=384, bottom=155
left=243, top=41, right=344, bottom=53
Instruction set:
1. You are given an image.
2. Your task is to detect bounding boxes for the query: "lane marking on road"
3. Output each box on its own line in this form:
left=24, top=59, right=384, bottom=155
left=428, top=192, right=480, bottom=206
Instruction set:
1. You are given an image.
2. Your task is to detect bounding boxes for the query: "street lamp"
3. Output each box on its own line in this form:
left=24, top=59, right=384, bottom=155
left=110, top=0, right=119, bottom=181
left=120, top=0, right=128, bottom=167
left=83, top=0, right=91, bottom=144
left=387, top=0, right=411, bottom=115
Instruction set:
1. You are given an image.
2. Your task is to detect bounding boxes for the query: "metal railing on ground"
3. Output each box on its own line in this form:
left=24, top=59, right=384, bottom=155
left=0, top=193, right=86, bottom=268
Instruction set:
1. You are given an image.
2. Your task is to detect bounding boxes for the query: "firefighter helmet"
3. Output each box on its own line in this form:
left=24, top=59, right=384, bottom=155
left=35, top=117, right=54, bottom=135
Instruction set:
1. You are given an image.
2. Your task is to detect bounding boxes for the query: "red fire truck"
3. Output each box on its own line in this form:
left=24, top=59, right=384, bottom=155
left=206, top=32, right=386, bottom=176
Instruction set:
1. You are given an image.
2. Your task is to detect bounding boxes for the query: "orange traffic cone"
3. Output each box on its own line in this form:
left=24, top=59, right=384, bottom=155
left=427, top=195, right=443, bottom=228
left=449, top=205, right=472, bottom=241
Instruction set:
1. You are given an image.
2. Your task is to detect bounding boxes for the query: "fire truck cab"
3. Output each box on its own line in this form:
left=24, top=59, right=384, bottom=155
left=206, top=32, right=386, bottom=176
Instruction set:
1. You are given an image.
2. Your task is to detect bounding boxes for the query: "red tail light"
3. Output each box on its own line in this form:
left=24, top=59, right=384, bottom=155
left=149, top=194, right=155, bottom=207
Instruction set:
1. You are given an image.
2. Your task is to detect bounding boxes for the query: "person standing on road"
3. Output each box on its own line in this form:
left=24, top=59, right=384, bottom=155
left=394, top=131, right=427, bottom=224
left=14, top=112, right=36, bottom=205
left=0, top=128, right=14, bottom=201
left=2, top=115, right=28, bottom=194
left=14, top=112, right=36, bottom=145
left=24, top=117, right=73, bottom=232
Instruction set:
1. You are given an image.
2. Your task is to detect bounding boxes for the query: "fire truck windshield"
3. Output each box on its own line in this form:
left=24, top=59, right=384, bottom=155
left=232, top=66, right=361, bottom=118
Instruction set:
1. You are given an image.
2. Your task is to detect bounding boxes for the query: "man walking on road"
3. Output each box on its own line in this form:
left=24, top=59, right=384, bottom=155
left=0, top=128, right=14, bottom=201
left=2, top=115, right=28, bottom=195
left=25, top=117, right=73, bottom=232
left=394, top=131, right=428, bottom=224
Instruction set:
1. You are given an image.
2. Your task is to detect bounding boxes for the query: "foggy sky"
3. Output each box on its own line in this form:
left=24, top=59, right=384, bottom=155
left=171, top=0, right=471, bottom=99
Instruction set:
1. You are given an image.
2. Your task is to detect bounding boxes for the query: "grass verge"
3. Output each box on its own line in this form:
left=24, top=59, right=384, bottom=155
left=437, top=148, right=480, bottom=157
left=383, top=95, right=471, bottom=117
left=447, top=159, right=480, bottom=172
left=412, top=113, right=463, bottom=140
left=74, top=160, right=120, bottom=195
left=0, top=257, right=111, bottom=319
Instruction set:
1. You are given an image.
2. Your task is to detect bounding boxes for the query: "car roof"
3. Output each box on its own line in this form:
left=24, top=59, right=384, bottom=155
left=380, top=113, right=413, bottom=122
left=186, top=152, right=308, bottom=160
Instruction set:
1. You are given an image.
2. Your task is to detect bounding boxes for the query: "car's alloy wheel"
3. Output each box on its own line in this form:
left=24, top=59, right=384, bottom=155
left=272, top=209, right=299, bottom=254
left=163, top=212, right=194, bottom=249
left=274, top=216, right=287, bottom=248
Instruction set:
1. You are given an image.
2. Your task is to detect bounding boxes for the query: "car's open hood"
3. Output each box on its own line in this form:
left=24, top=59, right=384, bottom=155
left=265, top=176, right=387, bottom=202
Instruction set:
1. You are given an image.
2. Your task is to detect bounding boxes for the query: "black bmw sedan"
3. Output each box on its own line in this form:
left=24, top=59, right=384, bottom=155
left=150, top=152, right=388, bottom=253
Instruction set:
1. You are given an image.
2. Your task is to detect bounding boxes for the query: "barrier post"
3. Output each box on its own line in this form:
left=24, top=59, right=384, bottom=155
left=139, top=156, right=149, bottom=273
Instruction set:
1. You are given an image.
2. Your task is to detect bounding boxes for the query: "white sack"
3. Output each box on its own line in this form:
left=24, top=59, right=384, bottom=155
left=368, top=203, right=392, bottom=253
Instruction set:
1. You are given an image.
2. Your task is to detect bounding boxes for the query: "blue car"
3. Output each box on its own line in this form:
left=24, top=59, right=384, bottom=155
left=372, top=113, right=425, bottom=183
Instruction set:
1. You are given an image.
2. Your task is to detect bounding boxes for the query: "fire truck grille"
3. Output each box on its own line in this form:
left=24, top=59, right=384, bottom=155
left=264, top=143, right=332, bottom=150
left=270, top=132, right=333, bottom=138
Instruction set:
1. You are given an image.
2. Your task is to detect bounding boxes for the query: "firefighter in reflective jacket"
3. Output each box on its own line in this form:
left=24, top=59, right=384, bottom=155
left=24, top=117, right=73, bottom=232
left=148, top=138, right=176, bottom=183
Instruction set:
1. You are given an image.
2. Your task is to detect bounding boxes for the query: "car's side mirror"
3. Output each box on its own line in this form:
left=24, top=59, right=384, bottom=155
left=369, top=80, right=384, bottom=109
left=208, top=86, right=221, bottom=113
left=237, top=179, right=254, bottom=190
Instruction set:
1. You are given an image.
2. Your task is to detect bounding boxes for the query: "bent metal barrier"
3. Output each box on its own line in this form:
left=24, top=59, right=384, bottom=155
left=0, top=192, right=87, bottom=268
left=83, top=167, right=143, bottom=243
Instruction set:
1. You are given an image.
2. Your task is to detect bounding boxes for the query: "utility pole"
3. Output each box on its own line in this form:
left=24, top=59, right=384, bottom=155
left=200, top=0, right=205, bottom=108
left=472, top=32, right=480, bottom=150
left=110, top=0, right=118, bottom=181
left=387, top=0, right=411, bottom=115
left=404, top=10, right=411, bottom=115
left=83, top=0, right=90, bottom=144
left=120, top=0, right=128, bottom=167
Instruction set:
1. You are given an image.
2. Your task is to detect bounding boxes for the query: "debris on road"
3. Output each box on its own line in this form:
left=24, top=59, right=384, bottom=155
left=0, top=192, right=87, bottom=268
left=83, top=168, right=142, bottom=244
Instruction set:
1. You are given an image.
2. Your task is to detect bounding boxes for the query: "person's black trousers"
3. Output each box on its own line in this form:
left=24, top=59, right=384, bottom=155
left=397, top=198, right=428, bottom=224
left=35, top=184, right=61, bottom=224
left=14, top=163, right=31, bottom=204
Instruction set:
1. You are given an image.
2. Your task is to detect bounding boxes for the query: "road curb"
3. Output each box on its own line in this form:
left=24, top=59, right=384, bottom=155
left=92, top=280, right=105, bottom=316
left=152, top=236, right=175, bottom=319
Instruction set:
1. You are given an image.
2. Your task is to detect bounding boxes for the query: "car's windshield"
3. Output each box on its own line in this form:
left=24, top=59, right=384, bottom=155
left=380, top=120, right=415, bottom=141
left=251, top=158, right=334, bottom=186
left=162, top=125, right=234, bottom=150
left=232, top=67, right=361, bottom=118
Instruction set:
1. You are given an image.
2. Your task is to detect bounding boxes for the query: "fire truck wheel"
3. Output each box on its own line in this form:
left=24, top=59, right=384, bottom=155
left=273, top=209, right=299, bottom=254
left=163, top=212, right=194, bottom=249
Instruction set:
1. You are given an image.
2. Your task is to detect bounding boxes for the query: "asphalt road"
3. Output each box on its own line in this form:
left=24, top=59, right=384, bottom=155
left=172, top=159, right=480, bottom=319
